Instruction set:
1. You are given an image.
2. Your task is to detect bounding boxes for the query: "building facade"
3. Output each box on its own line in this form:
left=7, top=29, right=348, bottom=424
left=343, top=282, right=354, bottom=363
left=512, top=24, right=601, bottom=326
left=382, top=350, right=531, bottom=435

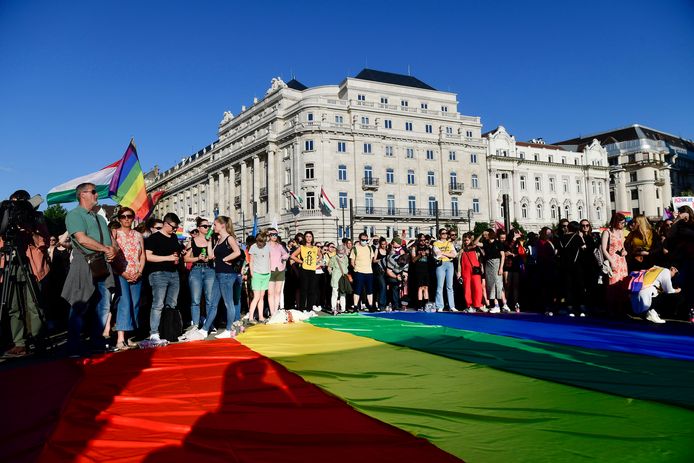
left=147, top=70, right=489, bottom=240
left=555, top=125, right=694, bottom=218
left=485, top=126, right=610, bottom=230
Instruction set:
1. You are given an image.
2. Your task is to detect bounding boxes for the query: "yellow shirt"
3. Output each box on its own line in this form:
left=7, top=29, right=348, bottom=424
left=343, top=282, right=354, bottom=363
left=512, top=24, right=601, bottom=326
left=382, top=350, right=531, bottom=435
left=300, top=245, right=318, bottom=271
left=350, top=243, right=373, bottom=274
left=433, top=240, right=454, bottom=262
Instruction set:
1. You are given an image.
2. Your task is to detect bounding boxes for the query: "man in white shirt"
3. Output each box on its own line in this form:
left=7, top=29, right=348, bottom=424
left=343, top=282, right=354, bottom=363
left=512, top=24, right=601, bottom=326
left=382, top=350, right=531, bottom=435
left=629, top=266, right=680, bottom=323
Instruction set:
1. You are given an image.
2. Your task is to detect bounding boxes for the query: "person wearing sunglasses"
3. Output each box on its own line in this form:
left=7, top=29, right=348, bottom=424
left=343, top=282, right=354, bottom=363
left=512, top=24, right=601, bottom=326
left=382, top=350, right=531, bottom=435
left=144, top=212, right=182, bottom=344
left=111, top=207, right=146, bottom=350
left=182, top=217, right=217, bottom=334
left=433, top=228, right=458, bottom=312
left=62, top=183, right=119, bottom=357
left=267, top=228, right=289, bottom=317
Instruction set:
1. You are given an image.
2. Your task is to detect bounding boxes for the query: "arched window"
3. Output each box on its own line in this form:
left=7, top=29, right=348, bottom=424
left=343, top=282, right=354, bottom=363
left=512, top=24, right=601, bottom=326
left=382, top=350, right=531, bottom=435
left=536, top=203, right=543, bottom=219
left=550, top=204, right=557, bottom=220
left=521, top=203, right=528, bottom=219
left=449, top=172, right=457, bottom=186
left=471, top=174, right=479, bottom=189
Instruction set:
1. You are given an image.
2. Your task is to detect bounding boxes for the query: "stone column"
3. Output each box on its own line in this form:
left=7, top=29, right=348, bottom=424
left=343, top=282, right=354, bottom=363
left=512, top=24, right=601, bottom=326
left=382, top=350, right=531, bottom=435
left=240, top=161, right=248, bottom=219
left=661, top=167, right=672, bottom=213
left=228, top=166, right=236, bottom=222
left=218, top=170, right=227, bottom=216
left=267, top=150, right=276, bottom=218
left=511, top=171, right=520, bottom=222
left=207, top=174, right=215, bottom=217
left=252, top=155, right=260, bottom=219
left=613, top=169, right=628, bottom=213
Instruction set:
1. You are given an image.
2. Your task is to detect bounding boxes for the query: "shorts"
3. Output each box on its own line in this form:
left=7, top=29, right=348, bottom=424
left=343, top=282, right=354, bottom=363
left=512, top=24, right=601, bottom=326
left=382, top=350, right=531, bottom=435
left=251, top=272, right=271, bottom=291
left=353, top=272, right=374, bottom=296
left=270, top=269, right=286, bottom=282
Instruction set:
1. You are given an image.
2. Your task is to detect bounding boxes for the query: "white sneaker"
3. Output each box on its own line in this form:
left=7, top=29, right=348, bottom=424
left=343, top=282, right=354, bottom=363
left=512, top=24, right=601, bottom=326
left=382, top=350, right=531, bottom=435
left=149, top=334, right=161, bottom=342
left=501, top=305, right=511, bottom=313
left=478, top=306, right=489, bottom=313
left=185, top=324, right=197, bottom=333
left=645, top=309, right=665, bottom=324
left=489, top=306, right=501, bottom=314
left=215, top=329, right=234, bottom=339
left=449, top=307, right=459, bottom=312
left=185, top=329, right=208, bottom=341
left=464, top=307, right=476, bottom=313
left=312, top=305, right=322, bottom=312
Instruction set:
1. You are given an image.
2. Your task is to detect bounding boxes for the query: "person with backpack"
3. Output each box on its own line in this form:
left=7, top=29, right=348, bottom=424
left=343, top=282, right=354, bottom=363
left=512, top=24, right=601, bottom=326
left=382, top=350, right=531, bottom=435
left=349, top=232, right=375, bottom=311
left=559, top=221, right=587, bottom=316
left=184, top=216, right=243, bottom=341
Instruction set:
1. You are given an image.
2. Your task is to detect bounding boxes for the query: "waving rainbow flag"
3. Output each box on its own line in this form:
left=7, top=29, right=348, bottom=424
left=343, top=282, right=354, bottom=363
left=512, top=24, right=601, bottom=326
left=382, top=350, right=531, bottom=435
left=109, top=140, right=151, bottom=220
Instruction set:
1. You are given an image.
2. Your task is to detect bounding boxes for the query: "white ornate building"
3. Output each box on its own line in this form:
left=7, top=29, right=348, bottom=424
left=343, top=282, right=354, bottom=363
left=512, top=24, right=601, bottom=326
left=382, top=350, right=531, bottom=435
left=485, top=126, right=610, bottom=230
left=147, top=70, right=489, bottom=240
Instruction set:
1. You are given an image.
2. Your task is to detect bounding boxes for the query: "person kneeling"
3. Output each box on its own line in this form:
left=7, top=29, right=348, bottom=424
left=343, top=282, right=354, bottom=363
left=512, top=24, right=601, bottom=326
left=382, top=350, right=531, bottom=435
left=628, top=266, right=680, bottom=324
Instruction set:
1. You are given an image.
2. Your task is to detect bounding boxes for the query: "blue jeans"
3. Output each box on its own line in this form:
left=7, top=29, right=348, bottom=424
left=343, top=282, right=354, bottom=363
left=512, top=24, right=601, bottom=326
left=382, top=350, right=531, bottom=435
left=188, top=265, right=217, bottom=327
left=67, top=279, right=110, bottom=354
left=204, top=272, right=241, bottom=332
left=149, top=271, right=180, bottom=335
left=115, top=275, right=141, bottom=331
left=435, top=261, right=455, bottom=310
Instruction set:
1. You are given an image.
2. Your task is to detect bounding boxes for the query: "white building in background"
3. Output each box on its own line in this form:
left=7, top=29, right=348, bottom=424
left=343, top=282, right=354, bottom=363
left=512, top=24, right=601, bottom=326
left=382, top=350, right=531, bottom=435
left=485, top=126, right=610, bottom=230
left=146, top=69, right=489, bottom=241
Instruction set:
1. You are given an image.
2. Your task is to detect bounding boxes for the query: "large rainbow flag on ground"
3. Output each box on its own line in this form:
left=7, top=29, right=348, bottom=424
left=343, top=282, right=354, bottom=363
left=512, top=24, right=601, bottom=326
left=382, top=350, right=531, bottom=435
left=109, top=140, right=151, bottom=220
left=2, top=312, right=693, bottom=462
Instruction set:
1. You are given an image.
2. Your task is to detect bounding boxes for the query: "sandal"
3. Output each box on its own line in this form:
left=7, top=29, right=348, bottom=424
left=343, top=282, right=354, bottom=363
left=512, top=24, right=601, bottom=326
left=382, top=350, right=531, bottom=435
left=115, top=342, right=129, bottom=351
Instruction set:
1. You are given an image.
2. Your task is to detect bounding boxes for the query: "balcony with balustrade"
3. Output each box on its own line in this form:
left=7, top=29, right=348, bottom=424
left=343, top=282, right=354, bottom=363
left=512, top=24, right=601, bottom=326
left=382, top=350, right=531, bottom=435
left=362, top=177, right=380, bottom=190
left=448, top=182, right=465, bottom=195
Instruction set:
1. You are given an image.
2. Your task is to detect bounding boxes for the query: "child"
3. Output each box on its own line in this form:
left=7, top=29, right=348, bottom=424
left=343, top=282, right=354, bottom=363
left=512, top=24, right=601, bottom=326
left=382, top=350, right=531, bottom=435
left=248, top=231, right=271, bottom=323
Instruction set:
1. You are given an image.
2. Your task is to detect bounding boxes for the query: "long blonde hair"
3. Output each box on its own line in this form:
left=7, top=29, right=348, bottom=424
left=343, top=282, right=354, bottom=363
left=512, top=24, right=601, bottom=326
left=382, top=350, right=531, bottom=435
left=633, top=214, right=653, bottom=248
left=215, top=216, right=236, bottom=238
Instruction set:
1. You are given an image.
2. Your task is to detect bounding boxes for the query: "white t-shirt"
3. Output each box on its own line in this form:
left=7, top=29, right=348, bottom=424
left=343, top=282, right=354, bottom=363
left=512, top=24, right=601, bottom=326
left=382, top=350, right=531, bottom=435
left=249, top=243, right=271, bottom=274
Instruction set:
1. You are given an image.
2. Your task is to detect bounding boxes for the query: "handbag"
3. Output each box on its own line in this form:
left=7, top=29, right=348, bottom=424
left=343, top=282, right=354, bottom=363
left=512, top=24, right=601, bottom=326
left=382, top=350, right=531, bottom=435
left=86, top=213, right=110, bottom=281
left=159, top=304, right=183, bottom=342
left=465, top=250, right=483, bottom=275
left=335, top=256, right=353, bottom=291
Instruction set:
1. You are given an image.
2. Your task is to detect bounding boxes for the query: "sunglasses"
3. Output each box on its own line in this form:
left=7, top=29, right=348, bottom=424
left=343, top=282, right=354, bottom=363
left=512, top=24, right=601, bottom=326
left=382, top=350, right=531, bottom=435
left=166, top=222, right=179, bottom=229
left=84, top=189, right=98, bottom=195
left=119, top=214, right=134, bottom=219
left=200, top=224, right=210, bottom=229
left=154, top=226, right=163, bottom=230
left=269, top=233, right=278, bottom=237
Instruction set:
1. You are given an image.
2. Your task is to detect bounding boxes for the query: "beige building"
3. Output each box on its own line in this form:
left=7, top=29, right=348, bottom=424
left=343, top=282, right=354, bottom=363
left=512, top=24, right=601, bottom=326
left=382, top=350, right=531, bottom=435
left=147, top=70, right=488, bottom=240
left=485, top=126, right=610, bottom=230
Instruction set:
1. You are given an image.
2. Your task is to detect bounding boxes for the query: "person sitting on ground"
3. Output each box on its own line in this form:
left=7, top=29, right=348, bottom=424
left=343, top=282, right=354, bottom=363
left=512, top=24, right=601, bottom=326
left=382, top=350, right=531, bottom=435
left=628, top=265, right=680, bottom=324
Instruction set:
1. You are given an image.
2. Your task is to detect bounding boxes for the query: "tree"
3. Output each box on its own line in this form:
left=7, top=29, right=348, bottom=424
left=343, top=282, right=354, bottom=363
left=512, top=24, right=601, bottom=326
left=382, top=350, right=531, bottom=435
left=472, top=221, right=490, bottom=236
left=44, top=204, right=68, bottom=237
left=510, top=220, right=528, bottom=236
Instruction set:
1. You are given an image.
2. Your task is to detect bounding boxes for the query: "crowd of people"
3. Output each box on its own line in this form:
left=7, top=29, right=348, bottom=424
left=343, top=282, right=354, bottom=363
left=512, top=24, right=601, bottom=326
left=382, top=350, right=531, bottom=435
left=2, top=182, right=693, bottom=358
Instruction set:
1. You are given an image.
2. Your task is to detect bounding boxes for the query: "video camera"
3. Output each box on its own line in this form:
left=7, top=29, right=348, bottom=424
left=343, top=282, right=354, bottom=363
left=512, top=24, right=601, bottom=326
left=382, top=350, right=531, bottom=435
left=0, top=191, right=45, bottom=242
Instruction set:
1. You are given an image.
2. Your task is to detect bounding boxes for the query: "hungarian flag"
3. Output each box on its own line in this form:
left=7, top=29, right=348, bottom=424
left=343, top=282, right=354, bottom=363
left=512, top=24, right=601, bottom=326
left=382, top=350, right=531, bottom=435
left=288, top=191, right=303, bottom=209
left=320, top=186, right=336, bottom=212
left=47, top=161, right=120, bottom=205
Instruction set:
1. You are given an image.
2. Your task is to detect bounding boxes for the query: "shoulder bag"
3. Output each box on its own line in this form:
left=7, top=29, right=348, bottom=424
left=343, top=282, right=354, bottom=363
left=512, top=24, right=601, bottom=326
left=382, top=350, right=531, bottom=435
left=85, top=214, right=109, bottom=281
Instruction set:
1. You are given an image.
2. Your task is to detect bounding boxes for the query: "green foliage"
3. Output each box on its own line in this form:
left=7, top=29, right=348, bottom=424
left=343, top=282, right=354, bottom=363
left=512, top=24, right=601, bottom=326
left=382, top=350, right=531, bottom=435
left=43, top=204, right=67, bottom=236
left=472, top=221, right=490, bottom=236
left=511, top=220, right=528, bottom=236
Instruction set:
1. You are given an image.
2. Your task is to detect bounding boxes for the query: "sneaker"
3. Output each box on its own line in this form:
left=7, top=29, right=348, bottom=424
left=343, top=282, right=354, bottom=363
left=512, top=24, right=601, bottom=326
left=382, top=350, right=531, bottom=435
left=149, top=334, right=161, bottom=342
left=185, top=329, right=208, bottom=341
left=464, top=307, right=476, bottom=313
left=645, top=309, right=665, bottom=324
left=501, top=304, right=511, bottom=313
left=215, top=329, right=234, bottom=339
left=514, top=303, right=520, bottom=313
left=312, top=305, right=322, bottom=312
left=185, top=324, right=197, bottom=333
left=489, top=306, right=501, bottom=314
left=477, top=306, right=489, bottom=313
left=449, top=307, right=459, bottom=312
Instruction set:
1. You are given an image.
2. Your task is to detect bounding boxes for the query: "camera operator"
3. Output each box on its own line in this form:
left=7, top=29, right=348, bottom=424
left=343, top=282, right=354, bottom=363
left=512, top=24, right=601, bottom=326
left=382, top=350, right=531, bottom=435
left=62, top=183, right=118, bottom=357
left=0, top=189, right=50, bottom=357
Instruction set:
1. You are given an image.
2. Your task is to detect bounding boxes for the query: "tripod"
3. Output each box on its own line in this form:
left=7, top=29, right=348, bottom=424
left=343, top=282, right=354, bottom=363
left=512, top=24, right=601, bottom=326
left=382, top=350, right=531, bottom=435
left=0, top=241, right=50, bottom=355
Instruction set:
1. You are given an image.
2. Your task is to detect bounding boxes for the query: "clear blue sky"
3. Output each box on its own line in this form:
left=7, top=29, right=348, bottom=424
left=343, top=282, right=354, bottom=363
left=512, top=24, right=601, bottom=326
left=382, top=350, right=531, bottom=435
left=1, top=0, right=692, bottom=205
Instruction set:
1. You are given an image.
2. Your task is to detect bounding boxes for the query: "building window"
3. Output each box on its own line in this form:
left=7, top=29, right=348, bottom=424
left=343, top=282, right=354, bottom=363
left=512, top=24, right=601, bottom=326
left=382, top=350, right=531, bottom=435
left=470, top=153, right=478, bottom=163
left=363, top=143, right=372, bottom=154
left=405, top=121, right=413, bottom=131
left=451, top=197, right=459, bottom=216
left=386, top=168, right=395, bottom=184
left=420, top=102, right=428, bottom=109
left=628, top=154, right=636, bottom=163
left=631, top=189, right=639, bottom=200
left=406, top=147, right=414, bottom=158
left=427, top=171, right=435, bottom=186
left=385, top=145, right=394, bottom=157
left=551, top=204, right=557, bottom=220
left=361, top=116, right=369, bottom=125
left=380, top=97, right=388, bottom=104
left=576, top=179, right=582, bottom=193
left=519, top=151, right=525, bottom=159
left=339, top=192, right=347, bottom=209
left=285, top=168, right=291, bottom=185
left=630, top=172, right=637, bottom=182
left=305, top=163, right=315, bottom=179
left=401, top=99, right=409, bottom=107
left=577, top=206, right=583, bottom=218
left=592, top=181, right=597, bottom=195
left=337, top=141, right=346, bottom=153
left=428, top=197, right=437, bottom=216
left=596, top=207, right=602, bottom=221
left=449, top=150, right=456, bottom=161
left=408, top=196, right=416, bottom=214
left=563, top=179, right=569, bottom=193
left=520, top=175, right=526, bottom=190
left=364, top=165, right=373, bottom=180
left=357, top=94, right=366, bottom=101
left=407, top=170, right=415, bottom=185
left=387, top=195, right=395, bottom=215
left=335, top=115, right=344, bottom=124
left=304, top=140, right=314, bottom=151
left=365, top=193, right=374, bottom=213
left=307, top=113, right=314, bottom=122
left=549, top=177, right=556, bottom=192
left=425, top=124, right=433, bottom=133
left=562, top=157, right=566, bottom=164
left=564, top=205, right=571, bottom=219
left=472, top=198, right=480, bottom=214
left=521, top=203, right=528, bottom=219
left=441, top=105, right=449, bottom=112
left=534, top=153, right=539, bottom=161
left=338, top=165, right=347, bottom=181
left=306, top=192, right=315, bottom=210
left=656, top=188, right=660, bottom=199
left=598, top=182, right=603, bottom=195
left=384, top=119, right=392, bottom=129
left=449, top=172, right=457, bottom=186
left=466, top=130, right=473, bottom=137
left=426, top=149, right=435, bottom=160
left=471, top=174, right=479, bottom=189
left=536, top=203, right=543, bottom=219
left=548, top=155, right=553, bottom=163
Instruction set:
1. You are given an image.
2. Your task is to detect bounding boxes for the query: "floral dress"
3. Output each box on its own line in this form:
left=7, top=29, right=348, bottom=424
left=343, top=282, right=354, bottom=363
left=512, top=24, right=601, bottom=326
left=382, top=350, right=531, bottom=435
left=607, top=229, right=628, bottom=285
left=115, top=229, right=142, bottom=277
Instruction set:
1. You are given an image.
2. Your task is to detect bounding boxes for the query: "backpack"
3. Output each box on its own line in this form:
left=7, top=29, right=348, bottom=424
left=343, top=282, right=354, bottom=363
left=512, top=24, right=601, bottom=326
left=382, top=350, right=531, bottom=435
left=159, top=304, right=183, bottom=342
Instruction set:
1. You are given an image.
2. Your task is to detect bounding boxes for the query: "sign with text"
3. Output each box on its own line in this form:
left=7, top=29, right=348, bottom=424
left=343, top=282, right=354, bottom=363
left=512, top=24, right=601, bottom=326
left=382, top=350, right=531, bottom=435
left=672, top=197, right=694, bottom=211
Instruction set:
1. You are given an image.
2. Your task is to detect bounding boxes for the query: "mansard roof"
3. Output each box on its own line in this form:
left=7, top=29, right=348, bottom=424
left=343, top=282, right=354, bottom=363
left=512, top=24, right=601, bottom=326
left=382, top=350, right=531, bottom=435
left=354, top=68, right=436, bottom=91
left=286, top=79, right=308, bottom=91
left=555, top=124, right=694, bottom=151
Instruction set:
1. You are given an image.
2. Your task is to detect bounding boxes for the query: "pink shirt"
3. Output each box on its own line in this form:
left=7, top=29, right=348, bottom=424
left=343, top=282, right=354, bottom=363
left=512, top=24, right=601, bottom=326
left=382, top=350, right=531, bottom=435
left=269, top=242, right=289, bottom=271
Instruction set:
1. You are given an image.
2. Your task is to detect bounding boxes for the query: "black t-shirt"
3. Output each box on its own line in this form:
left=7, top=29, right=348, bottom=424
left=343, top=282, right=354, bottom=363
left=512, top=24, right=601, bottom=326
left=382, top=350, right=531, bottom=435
left=483, top=240, right=504, bottom=260
left=145, top=232, right=181, bottom=273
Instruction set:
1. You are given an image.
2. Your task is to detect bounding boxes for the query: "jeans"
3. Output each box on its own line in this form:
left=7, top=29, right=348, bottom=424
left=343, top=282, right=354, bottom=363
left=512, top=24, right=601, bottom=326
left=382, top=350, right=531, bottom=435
left=67, top=279, right=110, bottom=354
left=149, top=271, right=180, bottom=335
left=115, top=276, right=141, bottom=331
left=204, top=272, right=241, bottom=332
left=435, top=261, right=455, bottom=310
left=375, top=271, right=387, bottom=307
left=387, top=277, right=401, bottom=308
left=188, top=265, right=217, bottom=327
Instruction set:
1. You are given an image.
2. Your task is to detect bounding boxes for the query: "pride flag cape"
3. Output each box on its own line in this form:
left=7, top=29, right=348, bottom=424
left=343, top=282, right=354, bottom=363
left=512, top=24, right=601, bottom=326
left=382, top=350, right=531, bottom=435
left=46, top=161, right=120, bottom=205
left=109, top=140, right=151, bottom=220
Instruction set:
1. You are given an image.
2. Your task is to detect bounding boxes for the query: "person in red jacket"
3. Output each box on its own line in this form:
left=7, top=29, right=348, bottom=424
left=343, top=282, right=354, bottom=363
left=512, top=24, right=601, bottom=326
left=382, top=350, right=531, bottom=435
left=458, top=232, right=484, bottom=312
